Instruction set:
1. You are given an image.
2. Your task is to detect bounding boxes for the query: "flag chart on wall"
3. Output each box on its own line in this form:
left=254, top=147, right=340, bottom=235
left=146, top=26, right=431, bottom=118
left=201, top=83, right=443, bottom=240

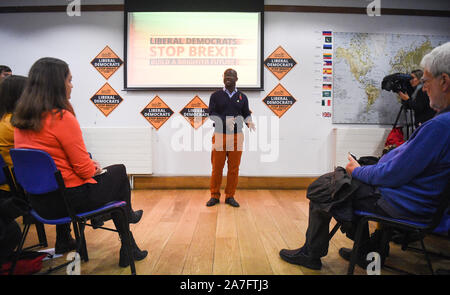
left=321, top=31, right=333, bottom=118
left=141, top=96, right=174, bottom=130
left=90, top=83, right=124, bottom=117
left=179, top=96, right=209, bottom=129
left=262, top=84, right=297, bottom=118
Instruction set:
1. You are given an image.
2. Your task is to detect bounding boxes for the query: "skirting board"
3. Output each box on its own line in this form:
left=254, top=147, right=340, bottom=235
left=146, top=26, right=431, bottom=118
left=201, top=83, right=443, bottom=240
left=133, top=176, right=317, bottom=190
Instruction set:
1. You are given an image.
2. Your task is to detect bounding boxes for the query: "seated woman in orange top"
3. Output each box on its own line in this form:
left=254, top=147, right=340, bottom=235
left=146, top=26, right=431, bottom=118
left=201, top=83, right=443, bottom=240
left=1, top=75, right=76, bottom=255
left=12, top=57, right=147, bottom=267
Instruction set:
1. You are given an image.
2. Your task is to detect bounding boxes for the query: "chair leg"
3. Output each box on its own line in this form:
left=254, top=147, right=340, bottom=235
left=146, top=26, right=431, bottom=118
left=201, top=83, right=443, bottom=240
left=347, top=219, right=367, bottom=275
left=71, top=221, right=86, bottom=262
left=379, top=227, right=392, bottom=266
left=78, top=222, right=89, bottom=262
left=329, top=222, right=341, bottom=240
left=419, top=238, right=434, bottom=275
left=35, top=222, right=48, bottom=247
left=9, top=223, right=31, bottom=275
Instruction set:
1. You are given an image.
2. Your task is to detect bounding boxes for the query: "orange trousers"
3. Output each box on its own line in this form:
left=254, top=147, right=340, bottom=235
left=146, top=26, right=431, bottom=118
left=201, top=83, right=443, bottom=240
left=210, top=132, right=244, bottom=199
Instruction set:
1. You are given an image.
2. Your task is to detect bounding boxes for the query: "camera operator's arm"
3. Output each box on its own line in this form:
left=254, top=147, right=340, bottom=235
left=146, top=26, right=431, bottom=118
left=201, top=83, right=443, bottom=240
left=398, top=91, right=413, bottom=109
left=398, top=91, right=409, bottom=101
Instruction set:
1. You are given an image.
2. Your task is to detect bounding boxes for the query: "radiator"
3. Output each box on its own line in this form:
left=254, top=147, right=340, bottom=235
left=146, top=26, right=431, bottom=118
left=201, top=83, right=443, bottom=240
left=332, top=128, right=391, bottom=168
left=81, top=127, right=152, bottom=175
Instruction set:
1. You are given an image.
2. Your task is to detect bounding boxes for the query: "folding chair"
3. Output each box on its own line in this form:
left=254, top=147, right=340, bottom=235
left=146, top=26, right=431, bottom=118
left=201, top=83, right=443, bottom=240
left=0, top=154, right=47, bottom=250
left=330, top=180, right=450, bottom=275
left=9, top=148, right=136, bottom=275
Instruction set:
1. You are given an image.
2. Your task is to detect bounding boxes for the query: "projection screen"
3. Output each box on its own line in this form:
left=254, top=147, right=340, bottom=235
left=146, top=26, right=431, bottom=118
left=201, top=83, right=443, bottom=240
left=125, top=11, right=262, bottom=90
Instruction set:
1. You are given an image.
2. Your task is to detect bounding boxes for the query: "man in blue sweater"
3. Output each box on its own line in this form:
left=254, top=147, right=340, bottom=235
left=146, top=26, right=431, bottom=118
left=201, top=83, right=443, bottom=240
left=280, top=42, right=450, bottom=271
left=206, top=69, right=255, bottom=208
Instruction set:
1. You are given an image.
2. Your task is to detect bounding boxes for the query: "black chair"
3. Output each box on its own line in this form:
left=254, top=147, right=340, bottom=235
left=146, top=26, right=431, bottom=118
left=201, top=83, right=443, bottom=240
left=0, top=153, right=48, bottom=250
left=329, top=180, right=450, bottom=275
left=9, top=148, right=137, bottom=275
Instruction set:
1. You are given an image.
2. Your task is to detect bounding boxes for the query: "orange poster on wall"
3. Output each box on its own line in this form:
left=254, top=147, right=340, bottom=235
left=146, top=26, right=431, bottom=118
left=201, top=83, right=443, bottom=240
left=179, top=96, right=209, bottom=129
left=263, top=84, right=297, bottom=118
left=91, top=46, right=123, bottom=79
left=90, top=83, right=123, bottom=116
left=140, top=96, right=174, bottom=130
left=264, top=46, right=297, bottom=80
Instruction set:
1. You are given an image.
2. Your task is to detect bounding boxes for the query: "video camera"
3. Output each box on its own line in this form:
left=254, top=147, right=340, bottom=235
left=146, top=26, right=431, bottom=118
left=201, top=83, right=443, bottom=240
left=381, top=73, right=413, bottom=93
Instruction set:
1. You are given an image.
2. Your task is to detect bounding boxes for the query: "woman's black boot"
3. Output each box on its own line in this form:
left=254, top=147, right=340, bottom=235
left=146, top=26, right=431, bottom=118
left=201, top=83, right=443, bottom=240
left=119, top=231, right=148, bottom=267
left=55, top=224, right=77, bottom=254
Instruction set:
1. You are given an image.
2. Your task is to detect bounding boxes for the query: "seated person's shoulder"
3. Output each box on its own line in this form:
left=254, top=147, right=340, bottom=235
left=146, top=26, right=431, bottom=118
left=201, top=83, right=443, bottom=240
left=429, top=112, right=450, bottom=130
left=49, top=109, right=78, bottom=128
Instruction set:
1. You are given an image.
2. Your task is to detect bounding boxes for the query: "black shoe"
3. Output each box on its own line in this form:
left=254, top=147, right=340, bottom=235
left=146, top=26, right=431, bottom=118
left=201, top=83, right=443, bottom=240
left=338, top=247, right=369, bottom=269
left=119, top=246, right=148, bottom=267
left=392, top=231, right=424, bottom=246
left=55, top=236, right=77, bottom=254
left=129, top=210, right=143, bottom=224
left=91, top=216, right=105, bottom=229
left=206, top=198, right=220, bottom=207
left=279, top=247, right=322, bottom=270
left=225, top=197, right=240, bottom=207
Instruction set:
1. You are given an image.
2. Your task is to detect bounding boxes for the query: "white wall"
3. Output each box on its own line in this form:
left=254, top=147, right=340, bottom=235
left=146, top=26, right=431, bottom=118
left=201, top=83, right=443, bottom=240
left=1, top=3, right=449, bottom=176
left=1, top=0, right=449, bottom=10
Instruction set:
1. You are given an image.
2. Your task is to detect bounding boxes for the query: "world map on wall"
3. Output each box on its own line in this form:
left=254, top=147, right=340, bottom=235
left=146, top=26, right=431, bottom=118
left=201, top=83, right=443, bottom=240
left=333, top=32, right=449, bottom=124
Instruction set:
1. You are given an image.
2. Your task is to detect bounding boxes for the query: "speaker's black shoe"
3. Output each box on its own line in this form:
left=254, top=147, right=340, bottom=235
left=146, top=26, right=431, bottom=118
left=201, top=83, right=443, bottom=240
left=279, top=246, right=322, bottom=270
left=225, top=197, right=240, bottom=207
left=206, top=198, right=220, bottom=207
left=129, top=210, right=143, bottom=224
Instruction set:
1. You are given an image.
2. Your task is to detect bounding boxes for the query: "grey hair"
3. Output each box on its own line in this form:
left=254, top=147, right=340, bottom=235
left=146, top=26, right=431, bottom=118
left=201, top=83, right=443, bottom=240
left=420, top=42, right=450, bottom=77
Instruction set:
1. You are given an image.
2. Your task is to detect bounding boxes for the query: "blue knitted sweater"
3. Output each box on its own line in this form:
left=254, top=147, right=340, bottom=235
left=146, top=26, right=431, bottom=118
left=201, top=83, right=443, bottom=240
left=352, top=107, right=450, bottom=222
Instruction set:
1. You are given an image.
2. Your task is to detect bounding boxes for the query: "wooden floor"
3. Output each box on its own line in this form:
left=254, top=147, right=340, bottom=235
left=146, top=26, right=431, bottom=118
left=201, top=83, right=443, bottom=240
left=20, top=189, right=450, bottom=275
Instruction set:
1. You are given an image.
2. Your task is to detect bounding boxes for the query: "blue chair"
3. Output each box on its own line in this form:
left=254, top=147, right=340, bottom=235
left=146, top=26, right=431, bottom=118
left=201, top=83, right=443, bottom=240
left=9, top=148, right=137, bottom=275
left=0, top=154, right=48, bottom=250
left=342, top=180, right=450, bottom=275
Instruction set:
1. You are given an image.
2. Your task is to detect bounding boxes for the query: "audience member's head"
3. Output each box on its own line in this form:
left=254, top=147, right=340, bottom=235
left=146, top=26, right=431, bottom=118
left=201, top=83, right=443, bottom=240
left=0, top=65, right=12, bottom=81
left=420, top=42, right=450, bottom=112
left=0, top=75, right=27, bottom=120
left=12, top=57, right=74, bottom=131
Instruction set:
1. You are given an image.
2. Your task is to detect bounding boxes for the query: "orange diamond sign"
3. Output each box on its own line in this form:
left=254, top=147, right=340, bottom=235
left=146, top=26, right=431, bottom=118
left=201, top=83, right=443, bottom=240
left=90, top=83, right=123, bottom=117
left=140, top=96, right=174, bottom=130
left=179, top=96, right=209, bottom=129
left=263, top=84, right=297, bottom=118
left=264, top=46, right=297, bottom=80
left=91, top=46, right=123, bottom=79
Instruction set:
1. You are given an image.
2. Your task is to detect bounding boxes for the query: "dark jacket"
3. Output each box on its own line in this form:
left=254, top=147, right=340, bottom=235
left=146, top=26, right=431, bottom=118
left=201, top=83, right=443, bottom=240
left=406, top=84, right=436, bottom=127
left=307, top=167, right=360, bottom=222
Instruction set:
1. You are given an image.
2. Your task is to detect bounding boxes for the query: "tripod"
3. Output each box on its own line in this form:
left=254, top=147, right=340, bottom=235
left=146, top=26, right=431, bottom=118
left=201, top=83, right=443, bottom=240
left=393, top=103, right=415, bottom=140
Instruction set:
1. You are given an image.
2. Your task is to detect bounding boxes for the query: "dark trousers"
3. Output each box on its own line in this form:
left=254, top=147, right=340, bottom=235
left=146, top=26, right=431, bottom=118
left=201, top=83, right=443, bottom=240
left=66, top=164, right=133, bottom=219
left=305, top=182, right=391, bottom=258
left=0, top=221, right=21, bottom=265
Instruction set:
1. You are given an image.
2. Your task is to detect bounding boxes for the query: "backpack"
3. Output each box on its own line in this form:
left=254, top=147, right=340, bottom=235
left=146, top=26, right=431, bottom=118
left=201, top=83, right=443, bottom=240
left=0, top=251, right=49, bottom=275
left=385, top=126, right=405, bottom=148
